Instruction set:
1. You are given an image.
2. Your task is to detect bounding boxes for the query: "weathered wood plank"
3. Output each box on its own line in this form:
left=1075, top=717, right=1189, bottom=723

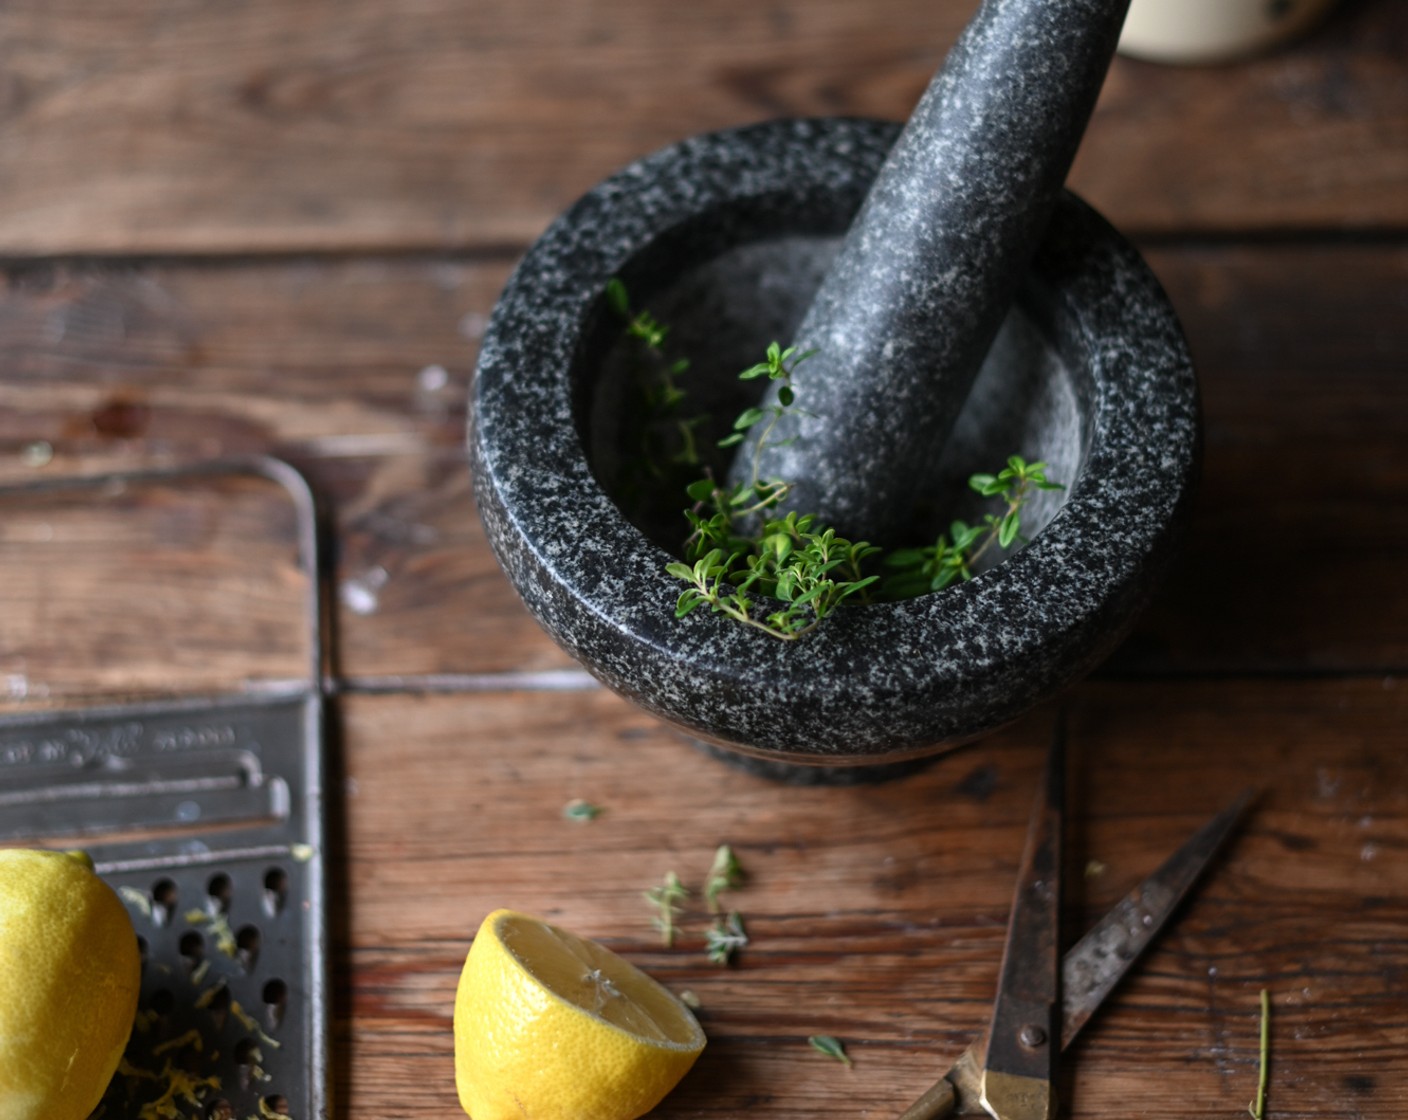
left=2, top=11, right=1402, bottom=1120
left=334, top=679, right=1408, bottom=1117
left=1120, top=242, right=1408, bottom=675
left=1072, top=0, right=1408, bottom=235
left=0, top=243, right=1404, bottom=706
left=0, top=0, right=1403, bottom=255
left=0, top=257, right=581, bottom=692
left=0, top=469, right=314, bottom=705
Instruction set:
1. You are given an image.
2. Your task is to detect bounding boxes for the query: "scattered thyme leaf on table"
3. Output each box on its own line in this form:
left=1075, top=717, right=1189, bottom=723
left=808, top=1035, right=853, bottom=1066
left=705, top=911, right=749, bottom=966
left=703, top=844, right=744, bottom=912
left=644, top=871, right=689, bottom=947
left=562, top=798, right=603, bottom=822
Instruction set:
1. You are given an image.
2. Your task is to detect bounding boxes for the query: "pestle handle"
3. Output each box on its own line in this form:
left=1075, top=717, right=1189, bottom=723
left=742, top=0, right=1131, bottom=546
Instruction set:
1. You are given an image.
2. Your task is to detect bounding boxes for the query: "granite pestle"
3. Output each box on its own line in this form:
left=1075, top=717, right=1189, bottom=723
left=741, top=0, right=1132, bottom=545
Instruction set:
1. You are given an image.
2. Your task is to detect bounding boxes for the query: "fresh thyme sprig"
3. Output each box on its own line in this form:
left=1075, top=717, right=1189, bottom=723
left=668, top=526, right=880, bottom=641
left=669, top=343, right=883, bottom=640
left=644, top=847, right=751, bottom=963
left=705, top=911, right=749, bottom=966
left=644, top=871, right=689, bottom=947
left=688, top=339, right=813, bottom=542
left=704, top=844, right=744, bottom=913
left=879, top=456, right=1065, bottom=598
left=604, top=279, right=706, bottom=519
left=606, top=279, right=691, bottom=437
left=667, top=345, right=1059, bottom=639
left=717, top=340, right=811, bottom=490
left=702, top=845, right=749, bottom=965
left=608, top=280, right=1063, bottom=640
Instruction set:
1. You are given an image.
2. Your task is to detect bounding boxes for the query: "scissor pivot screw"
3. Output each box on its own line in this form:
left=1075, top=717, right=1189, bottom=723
left=1018, top=1024, right=1048, bottom=1049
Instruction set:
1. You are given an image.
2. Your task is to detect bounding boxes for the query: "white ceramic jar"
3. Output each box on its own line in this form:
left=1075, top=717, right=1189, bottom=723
left=1118, top=0, right=1341, bottom=64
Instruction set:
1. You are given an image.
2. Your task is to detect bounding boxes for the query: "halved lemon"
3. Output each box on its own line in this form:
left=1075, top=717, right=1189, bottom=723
left=453, top=909, right=706, bottom=1120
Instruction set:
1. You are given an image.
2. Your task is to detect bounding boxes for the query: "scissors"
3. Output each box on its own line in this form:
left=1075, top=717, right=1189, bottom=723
left=899, top=722, right=1253, bottom=1120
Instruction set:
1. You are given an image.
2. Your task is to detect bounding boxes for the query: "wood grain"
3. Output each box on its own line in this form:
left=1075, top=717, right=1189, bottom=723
left=334, top=680, right=1408, bottom=1118
left=0, top=470, right=314, bottom=705
left=0, top=0, right=1404, bottom=255
left=1122, top=242, right=1408, bottom=675
left=1, top=243, right=1404, bottom=701
left=2, top=11, right=1406, bottom=1115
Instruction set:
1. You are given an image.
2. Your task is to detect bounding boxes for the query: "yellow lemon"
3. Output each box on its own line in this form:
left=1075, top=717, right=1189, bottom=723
left=0, top=848, right=141, bottom=1120
left=454, top=909, right=706, bottom=1120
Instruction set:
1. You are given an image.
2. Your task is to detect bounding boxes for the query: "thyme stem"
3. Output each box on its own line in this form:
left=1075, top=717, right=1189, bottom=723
left=1249, top=988, right=1270, bottom=1119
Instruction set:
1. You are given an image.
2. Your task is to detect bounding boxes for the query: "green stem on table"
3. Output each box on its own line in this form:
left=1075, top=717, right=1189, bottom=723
left=1249, top=988, right=1270, bottom=1119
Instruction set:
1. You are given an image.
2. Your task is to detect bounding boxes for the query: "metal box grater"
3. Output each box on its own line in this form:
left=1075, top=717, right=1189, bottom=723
left=0, top=457, right=330, bottom=1120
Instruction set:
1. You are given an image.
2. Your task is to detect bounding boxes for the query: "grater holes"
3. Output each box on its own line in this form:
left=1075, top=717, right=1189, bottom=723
left=152, top=878, right=178, bottom=926
left=262, top=1094, right=292, bottom=1117
left=236, top=923, right=262, bottom=970
left=137, top=934, right=149, bottom=964
left=204, top=979, right=231, bottom=1030
left=233, top=1037, right=261, bottom=1089
left=205, top=1100, right=235, bottom=1120
left=179, top=929, right=205, bottom=973
left=146, top=987, right=176, bottom=1044
left=262, top=977, right=289, bottom=1029
left=263, top=866, right=289, bottom=916
left=171, top=1037, right=207, bottom=1079
left=206, top=872, right=234, bottom=915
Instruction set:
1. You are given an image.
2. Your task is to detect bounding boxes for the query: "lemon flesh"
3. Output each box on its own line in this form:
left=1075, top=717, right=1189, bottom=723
left=0, top=848, right=142, bottom=1120
left=454, top=909, right=706, bottom=1120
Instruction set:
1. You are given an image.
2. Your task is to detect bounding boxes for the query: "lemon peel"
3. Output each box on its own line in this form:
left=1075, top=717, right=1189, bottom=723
left=130, top=1060, right=222, bottom=1120
left=119, top=885, right=155, bottom=920
left=184, top=908, right=238, bottom=957
left=152, top=1029, right=204, bottom=1058
left=231, top=997, right=282, bottom=1049
left=454, top=909, right=706, bottom=1120
left=195, top=977, right=228, bottom=1008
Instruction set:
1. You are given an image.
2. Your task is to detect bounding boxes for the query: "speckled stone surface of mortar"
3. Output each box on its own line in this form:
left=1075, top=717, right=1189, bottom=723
left=469, top=117, right=1199, bottom=767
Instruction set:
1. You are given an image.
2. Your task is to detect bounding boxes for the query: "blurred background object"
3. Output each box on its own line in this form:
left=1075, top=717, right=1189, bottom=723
left=1120, top=0, right=1341, bottom=64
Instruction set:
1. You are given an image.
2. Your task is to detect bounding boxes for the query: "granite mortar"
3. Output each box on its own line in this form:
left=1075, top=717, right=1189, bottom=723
left=469, top=117, right=1199, bottom=770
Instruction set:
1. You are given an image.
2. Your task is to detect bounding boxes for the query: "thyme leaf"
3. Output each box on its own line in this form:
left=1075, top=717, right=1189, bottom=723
left=703, top=844, right=744, bottom=912
left=563, top=799, right=603, bottom=822
left=705, top=911, right=749, bottom=966
left=808, top=1035, right=853, bottom=1066
left=644, top=871, right=689, bottom=947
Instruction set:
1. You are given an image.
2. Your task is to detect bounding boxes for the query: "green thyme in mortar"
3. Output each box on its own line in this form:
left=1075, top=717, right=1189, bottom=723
left=609, top=282, right=1064, bottom=641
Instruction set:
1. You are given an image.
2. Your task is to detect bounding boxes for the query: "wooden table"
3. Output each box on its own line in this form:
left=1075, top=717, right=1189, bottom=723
left=1, top=1, right=1405, bottom=1116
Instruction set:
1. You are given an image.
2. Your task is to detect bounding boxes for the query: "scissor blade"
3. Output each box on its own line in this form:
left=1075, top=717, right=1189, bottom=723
left=898, top=785, right=1254, bottom=1120
left=1059, top=787, right=1256, bottom=1049
left=980, top=726, right=1064, bottom=1120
